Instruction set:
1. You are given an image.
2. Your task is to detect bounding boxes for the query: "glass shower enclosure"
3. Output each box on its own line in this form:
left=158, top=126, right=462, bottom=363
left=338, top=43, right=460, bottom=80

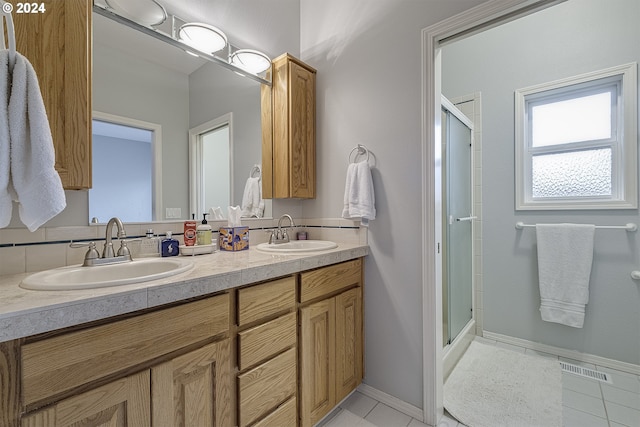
left=441, top=98, right=474, bottom=346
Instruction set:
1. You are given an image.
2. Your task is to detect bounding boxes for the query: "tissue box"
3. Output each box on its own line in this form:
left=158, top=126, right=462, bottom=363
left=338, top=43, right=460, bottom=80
left=219, top=226, right=249, bottom=251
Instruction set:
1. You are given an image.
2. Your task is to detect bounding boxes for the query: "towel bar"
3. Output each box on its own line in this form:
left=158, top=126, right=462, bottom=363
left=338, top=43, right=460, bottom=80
left=515, top=222, right=637, bottom=232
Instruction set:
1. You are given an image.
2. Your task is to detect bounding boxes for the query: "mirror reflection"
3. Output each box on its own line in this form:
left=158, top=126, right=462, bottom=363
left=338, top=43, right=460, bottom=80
left=91, top=11, right=271, bottom=223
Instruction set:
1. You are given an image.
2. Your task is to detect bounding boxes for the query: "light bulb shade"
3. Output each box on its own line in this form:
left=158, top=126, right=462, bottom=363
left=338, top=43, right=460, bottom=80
left=230, top=49, right=271, bottom=74
left=179, top=23, right=228, bottom=54
left=104, top=0, right=167, bottom=27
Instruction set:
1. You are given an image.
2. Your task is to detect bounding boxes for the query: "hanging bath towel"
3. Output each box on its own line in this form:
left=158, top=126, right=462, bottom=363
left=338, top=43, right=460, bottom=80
left=536, top=223, right=595, bottom=328
left=342, top=161, right=375, bottom=225
left=8, top=52, right=66, bottom=231
left=0, top=50, right=12, bottom=227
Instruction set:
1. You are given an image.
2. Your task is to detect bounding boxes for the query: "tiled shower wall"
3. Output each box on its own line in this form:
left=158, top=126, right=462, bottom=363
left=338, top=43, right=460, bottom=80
left=0, top=218, right=366, bottom=276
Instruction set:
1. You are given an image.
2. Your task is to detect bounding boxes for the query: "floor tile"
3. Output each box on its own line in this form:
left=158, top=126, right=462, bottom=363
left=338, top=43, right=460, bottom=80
left=408, top=418, right=430, bottom=427
left=563, top=389, right=607, bottom=418
left=324, top=409, right=377, bottom=427
left=597, top=366, right=640, bottom=394
left=562, top=372, right=603, bottom=398
left=602, top=384, right=640, bottom=410
left=562, top=406, right=609, bottom=427
left=340, top=392, right=378, bottom=418
left=364, top=403, right=412, bottom=427
left=436, top=412, right=460, bottom=427
left=605, top=401, right=640, bottom=426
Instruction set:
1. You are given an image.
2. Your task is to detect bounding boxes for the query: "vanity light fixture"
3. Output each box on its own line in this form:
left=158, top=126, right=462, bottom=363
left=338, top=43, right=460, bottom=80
left=178, top=23, right=228, bottom=54
left=104, top=0, right=167, bottom=27
left=229, top=49, right=271, bottom=74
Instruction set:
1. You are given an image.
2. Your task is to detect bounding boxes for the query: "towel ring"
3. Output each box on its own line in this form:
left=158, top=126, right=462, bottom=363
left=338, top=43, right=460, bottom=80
left=349, top=144, right=370, bottom=164
left=250, top=165, right=261, bottom=178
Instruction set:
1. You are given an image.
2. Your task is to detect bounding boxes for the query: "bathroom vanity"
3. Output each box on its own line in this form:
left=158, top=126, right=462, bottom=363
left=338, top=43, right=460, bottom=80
left=0, top=244, right=367, bottom=426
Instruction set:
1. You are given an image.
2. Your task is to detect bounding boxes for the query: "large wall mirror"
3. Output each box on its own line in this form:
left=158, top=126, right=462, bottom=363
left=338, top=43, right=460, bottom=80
left=91, top=7, right=272, bottom=223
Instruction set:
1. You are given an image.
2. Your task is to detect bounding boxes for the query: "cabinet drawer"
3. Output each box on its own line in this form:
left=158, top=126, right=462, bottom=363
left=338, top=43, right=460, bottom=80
left=238, top=276, right=295, bottom=326
left=300, top=258, right=362, bottom=303
left=21, top=293, right=229, bottom=406
left=238, top=347, right=297, bottom=427
left=238, top=312, right=296, bottom=371
left=252, top=396, right=297, bottom=427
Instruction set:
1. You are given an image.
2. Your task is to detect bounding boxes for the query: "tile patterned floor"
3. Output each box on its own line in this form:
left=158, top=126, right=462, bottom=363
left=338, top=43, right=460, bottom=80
left=320, top=336, right=640, bottom=427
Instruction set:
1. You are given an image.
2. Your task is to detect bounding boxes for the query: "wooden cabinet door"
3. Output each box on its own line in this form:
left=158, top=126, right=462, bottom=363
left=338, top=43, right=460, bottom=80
left=13, top=0, right=92, bottom=189
left=267, top=53, right=316, bottom=199
left=335, top=287, right=363, bottom=403
left=300, top=298, right=335, bottom=427
left=289, top=60, right=315, bottom=198
left=151, top=340, right=231, bottom=427
left=21, top=370, right=150, bottom=427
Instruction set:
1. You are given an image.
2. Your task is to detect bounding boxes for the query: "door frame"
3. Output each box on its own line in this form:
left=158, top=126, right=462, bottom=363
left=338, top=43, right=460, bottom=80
left=420, top=0, right=565, bottom=424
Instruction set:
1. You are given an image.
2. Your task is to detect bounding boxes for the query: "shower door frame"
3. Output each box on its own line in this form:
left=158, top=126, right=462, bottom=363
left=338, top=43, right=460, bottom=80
left=420, top=0, right=566, bottom=425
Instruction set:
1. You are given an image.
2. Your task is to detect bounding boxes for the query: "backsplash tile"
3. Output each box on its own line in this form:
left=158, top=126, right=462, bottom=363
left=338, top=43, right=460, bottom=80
left=0, top=218, right=366, bottom=276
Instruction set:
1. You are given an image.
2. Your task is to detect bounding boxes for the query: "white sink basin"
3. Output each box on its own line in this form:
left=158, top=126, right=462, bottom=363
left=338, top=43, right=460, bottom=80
left=256, top=240, right=338, bottom=254
left=21, top=258, right=194, bottom=291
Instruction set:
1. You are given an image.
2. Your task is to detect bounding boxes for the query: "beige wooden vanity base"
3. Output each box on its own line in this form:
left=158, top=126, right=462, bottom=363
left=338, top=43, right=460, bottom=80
left=0, top=258, right=364, bottom=427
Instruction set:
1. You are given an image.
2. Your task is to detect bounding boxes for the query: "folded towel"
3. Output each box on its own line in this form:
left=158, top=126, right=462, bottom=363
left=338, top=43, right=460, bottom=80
left=536, top=223, right=595, bottom=328
left=8, top=52, right=66, bottom=231
left=342, top=161, right=375, bottom=224
left=0, top=51, right=12, bottom=227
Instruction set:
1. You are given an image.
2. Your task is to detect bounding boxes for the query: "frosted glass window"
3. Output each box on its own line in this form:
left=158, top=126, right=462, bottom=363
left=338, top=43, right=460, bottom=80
left=532, top=149, right=611, bottom=198
left=515, top=63, right=637, bottom=210
left=531, top=92, right=612, bottom=147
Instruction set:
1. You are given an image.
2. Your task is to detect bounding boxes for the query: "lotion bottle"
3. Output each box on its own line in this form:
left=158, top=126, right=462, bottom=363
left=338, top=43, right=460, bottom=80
left=196, top=213, right=212, bottom=245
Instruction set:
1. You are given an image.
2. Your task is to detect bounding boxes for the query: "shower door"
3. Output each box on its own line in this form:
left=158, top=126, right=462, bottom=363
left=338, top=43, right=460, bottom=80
left=442, top=100, right=473, bottom=345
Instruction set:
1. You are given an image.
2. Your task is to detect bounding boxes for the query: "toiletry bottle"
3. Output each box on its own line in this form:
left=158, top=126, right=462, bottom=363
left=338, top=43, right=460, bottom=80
left=161, top=231, right=179, bottom=257
left=196, top=213, right=212, bottom=245
left=139, top=228, right=160, bottom=257
left=184, top=214, right=197, bottom=246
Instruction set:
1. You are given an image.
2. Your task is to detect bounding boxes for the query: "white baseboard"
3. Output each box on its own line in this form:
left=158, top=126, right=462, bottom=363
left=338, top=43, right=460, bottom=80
left=357, top=383, right=424, bottom=421
left=483, top=330, right=640, bottom=375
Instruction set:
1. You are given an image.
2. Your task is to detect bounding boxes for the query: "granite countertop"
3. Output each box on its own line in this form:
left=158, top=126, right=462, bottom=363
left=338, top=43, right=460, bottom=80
left=0, top=243, right=368, bottom=343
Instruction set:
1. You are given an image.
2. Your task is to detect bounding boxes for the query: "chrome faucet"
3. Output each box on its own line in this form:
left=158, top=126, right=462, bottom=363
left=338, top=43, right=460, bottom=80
left=268, top=214, right=295, bottom=244
left=70, top=217, right=132, bottom=266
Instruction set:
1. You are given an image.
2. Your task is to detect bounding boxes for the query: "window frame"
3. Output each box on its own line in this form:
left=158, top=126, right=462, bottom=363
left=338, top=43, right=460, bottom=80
left=515, top=62, right=637, bottom=210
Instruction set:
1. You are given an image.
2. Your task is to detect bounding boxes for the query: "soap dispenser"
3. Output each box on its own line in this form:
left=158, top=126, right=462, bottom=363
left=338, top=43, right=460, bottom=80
left=139, top=228, right=160, bottom=257
left=196, top=213, right=212, bottom=245
left=161, top=231, right=179, bottom=257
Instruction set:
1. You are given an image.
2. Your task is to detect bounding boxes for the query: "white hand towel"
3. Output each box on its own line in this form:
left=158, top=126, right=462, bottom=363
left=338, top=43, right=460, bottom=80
left=0, top=51, right=12, bottom=227
left=536, top=223, right=595, bottom=328
left=8, top=52, right=66, bottom=231
left=241, top=176, right=264, bottom=218
left=342, top=161, right=376, bottom=223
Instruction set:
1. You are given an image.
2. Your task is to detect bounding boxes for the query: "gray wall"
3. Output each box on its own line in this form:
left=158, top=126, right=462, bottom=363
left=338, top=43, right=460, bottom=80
left=299, top=0, right=487, bottom=409
left=442, top=0, right=640, bottom=364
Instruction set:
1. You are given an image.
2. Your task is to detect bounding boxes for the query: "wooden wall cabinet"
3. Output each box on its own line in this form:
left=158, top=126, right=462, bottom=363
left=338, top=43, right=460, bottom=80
left=262, top=53, right=316, bottom=199
left=299, top=260, right=364, bottom=427
left=12, top=0, right=92, bottom=189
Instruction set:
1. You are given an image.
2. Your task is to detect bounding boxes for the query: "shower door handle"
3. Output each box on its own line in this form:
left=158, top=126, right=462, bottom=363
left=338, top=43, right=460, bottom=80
left=455, top=216, right=477, bottom=222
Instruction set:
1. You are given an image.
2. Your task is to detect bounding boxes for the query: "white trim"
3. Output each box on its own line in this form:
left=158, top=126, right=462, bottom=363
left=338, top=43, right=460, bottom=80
left=421, top=1, right=565, bottom=425
left=92, top=111, right=163, bottom=221
left=188, top=113, right=234, bottom=217
left=357, top=383, right=424, bottom=421
left=483, top=331, right=640, bottom=375
left=515, top=62, right=638, bottom=210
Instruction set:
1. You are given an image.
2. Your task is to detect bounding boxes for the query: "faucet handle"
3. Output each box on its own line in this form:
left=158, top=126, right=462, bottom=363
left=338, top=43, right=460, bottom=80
left=70, top=241, right=100, bottom=265
left=117, top=240, right=132, bottom=259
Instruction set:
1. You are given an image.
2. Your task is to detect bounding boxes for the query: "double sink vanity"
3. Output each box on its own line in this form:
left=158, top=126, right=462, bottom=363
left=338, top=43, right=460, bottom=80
left=0, top=237, right=368, bottom=426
